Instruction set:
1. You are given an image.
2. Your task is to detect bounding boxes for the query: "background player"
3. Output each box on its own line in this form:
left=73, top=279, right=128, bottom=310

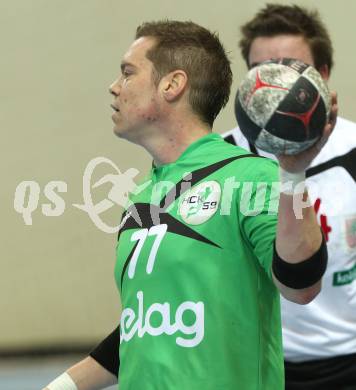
left=223, top=4, right=356, bottom=389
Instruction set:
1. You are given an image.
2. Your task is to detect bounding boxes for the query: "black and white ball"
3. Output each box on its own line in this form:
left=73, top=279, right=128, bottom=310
left=234, top=58, right=331, bottom=155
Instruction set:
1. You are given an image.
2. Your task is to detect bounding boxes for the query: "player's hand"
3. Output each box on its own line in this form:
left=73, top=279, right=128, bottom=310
left=276, top=91, right=338, bottom=173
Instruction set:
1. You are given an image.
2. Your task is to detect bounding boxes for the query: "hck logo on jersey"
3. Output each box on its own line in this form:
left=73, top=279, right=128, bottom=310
left=179, top=181, right=221, bottom=225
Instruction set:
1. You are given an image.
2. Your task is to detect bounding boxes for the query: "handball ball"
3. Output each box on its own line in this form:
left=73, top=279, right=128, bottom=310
left=234, top=58, right=331, bottom=155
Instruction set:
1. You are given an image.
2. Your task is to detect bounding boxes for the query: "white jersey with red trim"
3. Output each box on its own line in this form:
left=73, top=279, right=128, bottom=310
left=223, top=117, right=356, bottom=362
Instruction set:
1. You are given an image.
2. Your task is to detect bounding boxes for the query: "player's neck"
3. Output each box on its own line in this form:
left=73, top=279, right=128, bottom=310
left=144, top=117, right=211, bottom=166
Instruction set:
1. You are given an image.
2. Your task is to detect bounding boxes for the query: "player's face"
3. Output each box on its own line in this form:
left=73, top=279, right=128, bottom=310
left=109, top=37, right=161, bottom=141
left=248, top=34, right=329, bottom=81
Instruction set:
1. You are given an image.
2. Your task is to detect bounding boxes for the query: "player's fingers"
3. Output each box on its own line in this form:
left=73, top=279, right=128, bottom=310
left=317, top=91, right=338, bottom=150
left=316, top=120, right=334, bottom=151
left=328, top=91, right=338, bottom=127
left=330, top=90, right=338, bottom=107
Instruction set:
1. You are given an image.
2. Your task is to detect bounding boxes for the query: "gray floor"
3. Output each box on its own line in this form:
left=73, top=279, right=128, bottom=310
left=0, top=355, right=117, bottom=390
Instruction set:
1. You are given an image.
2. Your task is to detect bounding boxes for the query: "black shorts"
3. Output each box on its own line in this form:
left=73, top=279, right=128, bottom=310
left=285, top=352, right=356, bottom=390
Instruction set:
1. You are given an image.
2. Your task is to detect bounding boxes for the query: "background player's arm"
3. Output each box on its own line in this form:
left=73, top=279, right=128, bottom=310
left=42, top=356, right=117, bottom=390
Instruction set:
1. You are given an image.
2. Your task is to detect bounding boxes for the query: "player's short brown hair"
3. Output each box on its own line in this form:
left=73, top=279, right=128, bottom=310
left=239, top=4, right=334, bottom=73
left=136, top=20, right=232, bottom=127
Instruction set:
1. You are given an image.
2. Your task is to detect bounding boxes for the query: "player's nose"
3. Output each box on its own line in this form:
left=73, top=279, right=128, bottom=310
left=109, top=79, right=121, bottom=97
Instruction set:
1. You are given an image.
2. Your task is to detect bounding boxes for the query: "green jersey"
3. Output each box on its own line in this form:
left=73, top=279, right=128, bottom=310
left=114, top=133, right=283, bottom=389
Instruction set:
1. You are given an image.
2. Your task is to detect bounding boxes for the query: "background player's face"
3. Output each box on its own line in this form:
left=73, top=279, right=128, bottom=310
left=110, top=37, right=161, bottom=141
left=248, top=34, right=330, bottom=81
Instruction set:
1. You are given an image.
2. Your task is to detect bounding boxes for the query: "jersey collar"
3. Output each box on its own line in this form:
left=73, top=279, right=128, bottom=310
left=177, top=133, right=222, bottom=162
left=152, top=133, right=223, bottom=170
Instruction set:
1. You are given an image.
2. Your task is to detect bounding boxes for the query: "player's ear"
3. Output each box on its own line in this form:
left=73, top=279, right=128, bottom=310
left=160, top=70, right=188, bottom=102
left=318, top=64, right=330, bottom=81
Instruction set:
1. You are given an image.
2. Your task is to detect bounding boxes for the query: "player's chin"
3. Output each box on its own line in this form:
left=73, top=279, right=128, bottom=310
left=112, top=119, right=126, bottom=136
left=113, top=126, right=122, bottom=138
left=113, top=125, right=125, bottom=138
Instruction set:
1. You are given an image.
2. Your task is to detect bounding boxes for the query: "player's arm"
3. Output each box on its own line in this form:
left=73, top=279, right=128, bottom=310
left=273, top=189, right=325, bottom=304
left=272, top=92, right=338, bottom=304
left=42, top=356, right=117, bottom=390
left=44, top=356, right=118, bottom=390
left=42, top=326, right=120, bottom=390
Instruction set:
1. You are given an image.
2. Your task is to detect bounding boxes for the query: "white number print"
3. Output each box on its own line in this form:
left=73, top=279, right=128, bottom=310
left=127, top=224, right=168, bottom=279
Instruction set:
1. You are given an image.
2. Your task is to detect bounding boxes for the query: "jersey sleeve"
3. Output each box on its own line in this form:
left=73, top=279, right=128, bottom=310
left=89, top=325, right=120, bottom=377
left=237, top=158, right=279, bottom=278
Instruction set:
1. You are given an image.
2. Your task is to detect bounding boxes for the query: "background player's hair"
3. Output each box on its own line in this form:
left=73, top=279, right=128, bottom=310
left=135, top=20, right=232, bottom=127
left=239, top=3, right=334, bottom=73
